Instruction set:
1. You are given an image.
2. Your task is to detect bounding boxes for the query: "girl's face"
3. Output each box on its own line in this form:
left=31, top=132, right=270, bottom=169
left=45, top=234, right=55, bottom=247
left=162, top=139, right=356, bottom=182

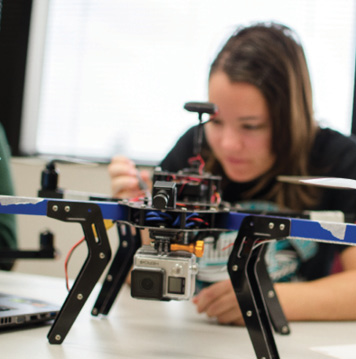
left=205, top=71, right=275, bottom=182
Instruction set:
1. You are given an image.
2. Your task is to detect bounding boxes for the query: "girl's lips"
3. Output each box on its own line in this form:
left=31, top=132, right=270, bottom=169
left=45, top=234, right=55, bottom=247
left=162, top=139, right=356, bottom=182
left=225, top=157, right=248, bottom=165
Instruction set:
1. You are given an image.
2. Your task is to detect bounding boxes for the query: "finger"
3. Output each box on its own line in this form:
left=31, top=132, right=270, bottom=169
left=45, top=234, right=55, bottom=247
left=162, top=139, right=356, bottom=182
left=111, top=176, right=140, bottom=198
left=193, top=280, right=232, bottom=313
left=139, top=169, right=152, bottom=189
left=194, top=282, right=244, bottom=325
left=109, top=155, right=135, bottom=171
left=108, top=160, right=137, bottom=179
left=205, top=289, right=239, bottom=318
left=216, top=307, right=245, bottom=326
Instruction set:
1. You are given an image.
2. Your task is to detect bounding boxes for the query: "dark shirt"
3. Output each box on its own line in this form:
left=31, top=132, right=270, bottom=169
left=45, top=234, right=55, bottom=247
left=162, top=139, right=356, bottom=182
left=160, top=126, right=356, bottom=281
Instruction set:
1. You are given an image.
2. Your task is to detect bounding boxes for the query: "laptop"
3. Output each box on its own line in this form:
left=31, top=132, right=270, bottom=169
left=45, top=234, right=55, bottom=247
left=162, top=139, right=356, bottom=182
left=0, top=292, right=59, bottom=329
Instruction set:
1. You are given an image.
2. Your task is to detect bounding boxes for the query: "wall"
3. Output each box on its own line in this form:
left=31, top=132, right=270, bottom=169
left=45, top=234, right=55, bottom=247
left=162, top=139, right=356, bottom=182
left=10, top=157, right=120, bottom=280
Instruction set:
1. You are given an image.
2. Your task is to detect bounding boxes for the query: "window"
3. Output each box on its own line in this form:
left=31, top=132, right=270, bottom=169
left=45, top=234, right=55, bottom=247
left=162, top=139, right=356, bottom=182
left=19, top=0, right=356, bottom=164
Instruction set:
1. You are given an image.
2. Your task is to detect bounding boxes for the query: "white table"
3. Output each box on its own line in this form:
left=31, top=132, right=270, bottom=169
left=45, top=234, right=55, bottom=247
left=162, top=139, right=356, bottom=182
left=0, top=271, right=355, bottom=359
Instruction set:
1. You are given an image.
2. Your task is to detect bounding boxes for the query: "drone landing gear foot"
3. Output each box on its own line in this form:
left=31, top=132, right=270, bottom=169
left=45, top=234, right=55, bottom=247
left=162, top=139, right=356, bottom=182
left=46, top=201, right=112, bottom=344
left=92, top=224, right=141, bottom=316
left=228, top=215, right=291, bottom=359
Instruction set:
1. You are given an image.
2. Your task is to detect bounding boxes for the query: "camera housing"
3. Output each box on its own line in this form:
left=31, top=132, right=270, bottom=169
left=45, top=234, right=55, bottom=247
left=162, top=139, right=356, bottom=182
left=131, top=245, right=198, bottom=301
left=152, top=181, right=177, bottom=209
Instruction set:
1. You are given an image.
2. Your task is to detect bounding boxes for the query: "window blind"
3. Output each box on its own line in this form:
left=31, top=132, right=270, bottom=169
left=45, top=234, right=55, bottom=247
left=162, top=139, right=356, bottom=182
left=20, top=0, right=356, bottom=164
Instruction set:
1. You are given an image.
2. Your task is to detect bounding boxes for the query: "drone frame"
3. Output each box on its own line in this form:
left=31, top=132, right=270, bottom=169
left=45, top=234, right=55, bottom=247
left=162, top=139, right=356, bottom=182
left=0, top=194, right=355, bottom=359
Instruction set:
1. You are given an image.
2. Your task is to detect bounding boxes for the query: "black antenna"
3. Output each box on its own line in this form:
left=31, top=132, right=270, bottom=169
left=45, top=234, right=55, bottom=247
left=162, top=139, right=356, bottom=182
left=183, top=102, right=217, bottom=156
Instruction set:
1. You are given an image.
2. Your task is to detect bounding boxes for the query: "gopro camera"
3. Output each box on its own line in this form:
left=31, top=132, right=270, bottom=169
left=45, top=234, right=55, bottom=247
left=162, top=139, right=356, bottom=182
left=131, top=245, right=198, bottom=301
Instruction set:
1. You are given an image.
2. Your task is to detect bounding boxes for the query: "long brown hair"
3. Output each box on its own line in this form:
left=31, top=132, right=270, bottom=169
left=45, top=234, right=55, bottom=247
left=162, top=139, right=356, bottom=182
left=206, top=22, right=319, bottom=210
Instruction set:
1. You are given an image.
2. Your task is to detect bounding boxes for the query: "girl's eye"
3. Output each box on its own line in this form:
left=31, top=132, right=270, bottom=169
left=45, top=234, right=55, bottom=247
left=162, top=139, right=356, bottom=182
left=208, top=118, right=222, bottom=126
left=242, top=123, right=266, bottom=131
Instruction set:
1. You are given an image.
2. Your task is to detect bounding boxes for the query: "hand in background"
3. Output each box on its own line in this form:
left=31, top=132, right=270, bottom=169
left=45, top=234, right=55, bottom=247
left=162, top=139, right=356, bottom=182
left=192, top=279, right=245, bottom=326
left=108, top=155, right=151, bottom=198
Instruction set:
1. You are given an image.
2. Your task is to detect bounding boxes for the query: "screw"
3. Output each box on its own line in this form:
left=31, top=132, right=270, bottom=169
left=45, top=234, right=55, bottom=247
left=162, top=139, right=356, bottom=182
left=268, top=222, right=274, bottom=229
left=232, top=265, right=238, bottom=271
left=121, top=241, right=128, bottom=248
left=107, top=274, right=113, bottom=282
left=92, top=308, right=98, bottom=315
left=280, top=223, right=285, bottom=231
left=64, top=206, right=70, bottom=212
left=246, top=310, right=253, bottom=317
left=281, top=326, right=289, bottom=334
left=99, top=252, right=105, bottom=259
left=268, top=290, right=275, bottom=298
left=55, top=334, right=61, bottom=341
left=77, top=293, right=83, bottom=300
left=52, top=205, right=58, bottom=212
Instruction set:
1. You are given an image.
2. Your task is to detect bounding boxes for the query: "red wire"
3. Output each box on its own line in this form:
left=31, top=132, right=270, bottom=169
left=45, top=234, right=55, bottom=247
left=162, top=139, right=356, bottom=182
left=129, top=195, right=146, bottom=202
left=188, top=217, right=209, bottom=226
left=211, top=192, right=221, bottom=204
left=64, top=236, right=85, bottom=291
left=188, top=154, right=205, bottom=174
left=184, top=176, right=203, bottom=182
left=222, top=243, right=234, bottom=251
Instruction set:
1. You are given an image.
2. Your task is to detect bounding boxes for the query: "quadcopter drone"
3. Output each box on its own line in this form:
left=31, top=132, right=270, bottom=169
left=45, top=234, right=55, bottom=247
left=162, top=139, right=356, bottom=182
left=0, top=102, right=356, bottom=359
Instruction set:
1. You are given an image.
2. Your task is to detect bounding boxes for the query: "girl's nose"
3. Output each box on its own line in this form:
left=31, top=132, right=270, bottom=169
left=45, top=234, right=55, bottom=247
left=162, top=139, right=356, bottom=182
left=221, top=128, right=243, bottom=151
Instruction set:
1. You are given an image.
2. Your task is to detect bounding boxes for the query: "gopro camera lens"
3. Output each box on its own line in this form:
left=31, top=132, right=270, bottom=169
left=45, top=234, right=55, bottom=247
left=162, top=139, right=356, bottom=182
left=141, top=277, right=154, bottom=291
left=131, top=268, right=164, bottom=300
